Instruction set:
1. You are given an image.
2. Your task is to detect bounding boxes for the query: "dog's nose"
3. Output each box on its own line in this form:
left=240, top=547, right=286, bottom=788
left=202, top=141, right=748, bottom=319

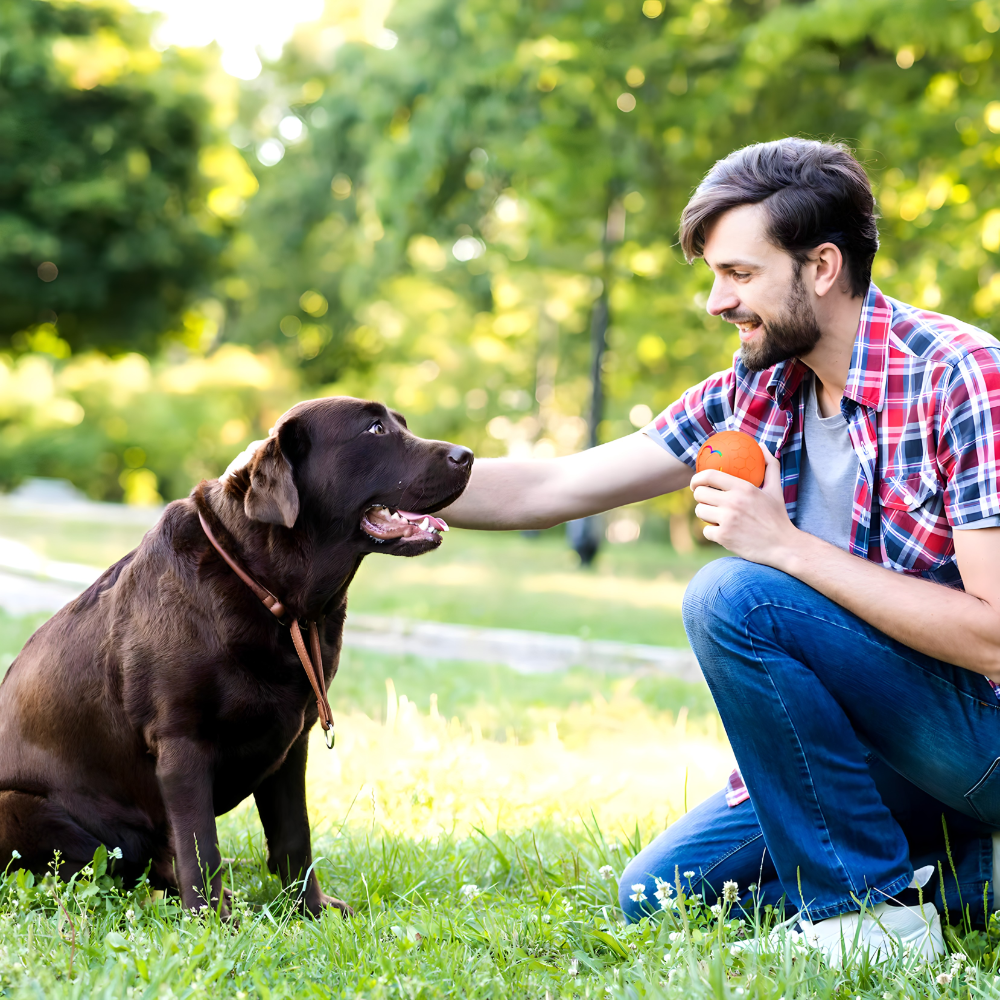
left=447, top=445, right=473, bottom=469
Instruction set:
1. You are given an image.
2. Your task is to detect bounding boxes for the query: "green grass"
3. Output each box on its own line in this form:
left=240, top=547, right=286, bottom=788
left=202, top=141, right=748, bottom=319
left=349, top=528, right=720, bottom=646
left=0, top=820, right=992, bottom=999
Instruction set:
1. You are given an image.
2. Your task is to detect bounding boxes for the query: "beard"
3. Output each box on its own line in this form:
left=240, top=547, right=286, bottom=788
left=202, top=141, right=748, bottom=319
left=724, top=271, right=822, bottom=373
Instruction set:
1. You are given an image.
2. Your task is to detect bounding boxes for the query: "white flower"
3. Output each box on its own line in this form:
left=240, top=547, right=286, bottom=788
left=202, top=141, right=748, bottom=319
left=9, top=851, right=19, bottom=860
left=629, top=882, right=647, bottom=903
left=711, top=902, right=723, bottom=916
left=110, top=847, right=123, bottom=860
left=125, top=909, right=135, bottom=922
left=598, top=865, right=615, bottom=880
left=682, top=870, right=695, bottom=878
left=936, top=973, right=952, bottom=985
left=723, top=880, right=739, bottom=903
left=748, top=883, right=757, bottom=891
left=568, top=959, right=579, bottom=976
left=459, top=883, right=480, bottom=900
left=653, top=876, right=674, bottom=909
left=542, top=914, right=551, bottom=923
left=951, top=953, right=967, bottom=968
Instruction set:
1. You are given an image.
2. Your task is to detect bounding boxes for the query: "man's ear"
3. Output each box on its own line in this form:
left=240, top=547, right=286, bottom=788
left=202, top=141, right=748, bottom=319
left=244, top=431, right=300, bottom=528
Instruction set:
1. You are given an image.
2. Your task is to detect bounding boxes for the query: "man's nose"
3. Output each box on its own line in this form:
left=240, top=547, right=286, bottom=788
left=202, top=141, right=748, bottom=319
left=447, top=445, right=473, bottom=469
left=705, top=277, right=739, bottom=317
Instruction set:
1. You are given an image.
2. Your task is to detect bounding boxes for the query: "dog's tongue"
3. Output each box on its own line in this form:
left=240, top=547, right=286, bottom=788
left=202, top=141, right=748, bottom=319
left=396, top=510, right=449, bottom=532
left=361, top=506, right=450, bottom=541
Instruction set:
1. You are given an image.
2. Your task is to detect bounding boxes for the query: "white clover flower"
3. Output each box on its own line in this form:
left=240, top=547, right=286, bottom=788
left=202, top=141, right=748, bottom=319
left=629, top=882, right=647, bottom=903
left=110, top=847, right=123, bottom=860
left=459, top=883, right=481, bottom=900
left=951, top=953, right=967, bottom=968
left=569, top=958, right=579, bottom=976
left=598, top=864, right=615, bottom=880
left=125, top=909, right=135, bottom=922
left=668, top=931, right=683, bottom=943
left=723, top=880, right=739, bottom=903
left=710, top=902, right=723, bottom=917
left=683, top=870, right=695, bottom=879
left=9, top=851, right=19, bottom=860
left=936, top=973, right=953, bottom=986
left=748, top=882, right=757, bottom=891
left=653, top=876, right=674, bottom=909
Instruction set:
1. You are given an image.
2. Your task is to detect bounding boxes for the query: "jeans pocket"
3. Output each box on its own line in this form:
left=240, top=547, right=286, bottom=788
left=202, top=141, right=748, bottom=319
left=965, top=757, right=1000, bottom=826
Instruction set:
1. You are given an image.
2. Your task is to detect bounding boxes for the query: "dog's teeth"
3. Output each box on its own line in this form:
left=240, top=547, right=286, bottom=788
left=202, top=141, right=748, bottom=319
left=419, top=518, right=430, bottom=530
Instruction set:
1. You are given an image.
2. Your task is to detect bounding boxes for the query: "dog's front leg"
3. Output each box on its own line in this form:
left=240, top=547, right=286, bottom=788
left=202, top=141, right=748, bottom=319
left=254, top=729, right=352, bottom=917
left=156, top=737, right=225, bottom=914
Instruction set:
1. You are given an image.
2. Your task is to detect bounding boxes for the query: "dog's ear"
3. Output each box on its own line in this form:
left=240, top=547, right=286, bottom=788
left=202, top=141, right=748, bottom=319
left=244, top=430, right=300, bottom=529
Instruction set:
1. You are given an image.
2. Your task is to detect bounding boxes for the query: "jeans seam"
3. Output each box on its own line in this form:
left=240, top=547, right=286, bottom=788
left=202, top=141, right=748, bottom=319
left=695, top=832, right=766, bottom=883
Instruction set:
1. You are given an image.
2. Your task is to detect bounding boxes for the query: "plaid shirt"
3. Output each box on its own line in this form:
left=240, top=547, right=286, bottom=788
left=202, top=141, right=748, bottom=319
left=645, top=283, right=1000, bottom=807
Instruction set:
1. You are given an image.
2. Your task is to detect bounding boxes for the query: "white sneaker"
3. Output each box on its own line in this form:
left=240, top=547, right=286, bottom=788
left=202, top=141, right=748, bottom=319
left=797, top=901, right=945, bottom=967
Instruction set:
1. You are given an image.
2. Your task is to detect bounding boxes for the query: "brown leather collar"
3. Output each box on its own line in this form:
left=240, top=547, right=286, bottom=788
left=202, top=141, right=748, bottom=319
left=198, top=511, right=335, bottom=748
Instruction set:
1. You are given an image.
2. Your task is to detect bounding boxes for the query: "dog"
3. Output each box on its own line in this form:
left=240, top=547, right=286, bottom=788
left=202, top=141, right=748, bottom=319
left=0, top=396, right=472, bottom=916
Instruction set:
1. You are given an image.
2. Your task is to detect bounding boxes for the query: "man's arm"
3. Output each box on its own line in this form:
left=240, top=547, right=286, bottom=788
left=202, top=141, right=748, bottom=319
left=439, top=432, right=694, bottom=530
left=691, top=449, right=1000, bottom=680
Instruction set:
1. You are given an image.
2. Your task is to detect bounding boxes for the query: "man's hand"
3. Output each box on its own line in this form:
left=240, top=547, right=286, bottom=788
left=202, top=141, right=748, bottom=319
left=690, top=445, right=800, bottom=566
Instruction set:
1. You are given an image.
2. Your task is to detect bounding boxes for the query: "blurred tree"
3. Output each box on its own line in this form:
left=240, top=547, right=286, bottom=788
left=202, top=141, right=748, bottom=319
left=7, top=0, right=1000, bottom=522
left=224, top=0, right=1000, bottom=469
left=0, top=0, right=247, bottom=354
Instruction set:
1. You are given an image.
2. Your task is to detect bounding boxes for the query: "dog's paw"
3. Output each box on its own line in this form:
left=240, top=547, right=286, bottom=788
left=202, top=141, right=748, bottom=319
left=304, top=891, right=354, bottom=919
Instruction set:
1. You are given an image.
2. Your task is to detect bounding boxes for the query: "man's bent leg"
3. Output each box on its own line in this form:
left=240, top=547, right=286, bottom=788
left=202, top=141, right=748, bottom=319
left=682, top=558, right=1000, bottom=921
left=619, top=789, right=784, bottom=922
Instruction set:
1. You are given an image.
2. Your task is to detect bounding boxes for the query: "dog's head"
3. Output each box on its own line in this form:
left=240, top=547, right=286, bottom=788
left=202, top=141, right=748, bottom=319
left=223, top=397, right=472, bottom=556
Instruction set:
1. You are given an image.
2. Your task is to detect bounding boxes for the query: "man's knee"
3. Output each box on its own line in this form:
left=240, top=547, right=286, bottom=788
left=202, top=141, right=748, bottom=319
left=682, top=557, right=770, bottom=636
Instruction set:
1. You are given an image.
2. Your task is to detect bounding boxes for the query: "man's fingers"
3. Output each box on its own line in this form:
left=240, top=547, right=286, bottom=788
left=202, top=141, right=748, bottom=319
left=692, top=484, right=728, bottom=506
left=694, top=503, right=721, bottom=525
left=690, top=468, right=753, bottom=491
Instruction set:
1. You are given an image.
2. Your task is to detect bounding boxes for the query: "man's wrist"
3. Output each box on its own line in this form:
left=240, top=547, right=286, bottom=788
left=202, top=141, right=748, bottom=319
left=771, top=525, right=825, bottom=578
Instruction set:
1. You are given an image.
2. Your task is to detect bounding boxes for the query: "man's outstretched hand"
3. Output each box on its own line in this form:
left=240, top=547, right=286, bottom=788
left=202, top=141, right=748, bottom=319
left=690, top=444, right=801, bottom=568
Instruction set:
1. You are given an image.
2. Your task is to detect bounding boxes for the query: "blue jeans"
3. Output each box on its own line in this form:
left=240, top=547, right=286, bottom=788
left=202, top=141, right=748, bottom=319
left=621, top=558, right=1000, bottom=923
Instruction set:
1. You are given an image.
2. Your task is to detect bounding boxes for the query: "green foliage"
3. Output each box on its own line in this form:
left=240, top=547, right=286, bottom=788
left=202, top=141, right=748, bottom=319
left=222, top=0, right=1000, bottom=464
left=0, top=0, right=237, bottom=354
left=0, top=344, right=298, bottom=501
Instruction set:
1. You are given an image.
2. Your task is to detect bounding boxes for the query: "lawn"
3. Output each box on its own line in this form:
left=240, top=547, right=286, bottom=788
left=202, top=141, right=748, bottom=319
left=0, top=519, right=991, bottom=997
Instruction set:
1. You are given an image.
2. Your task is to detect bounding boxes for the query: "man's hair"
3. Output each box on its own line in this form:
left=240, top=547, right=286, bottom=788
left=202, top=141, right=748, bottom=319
left=679, top=138, right=879, bottom=298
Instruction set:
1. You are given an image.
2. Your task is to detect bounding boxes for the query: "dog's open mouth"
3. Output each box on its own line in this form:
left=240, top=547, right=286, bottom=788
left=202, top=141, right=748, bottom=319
left=361, top=506, right=449, bottom=543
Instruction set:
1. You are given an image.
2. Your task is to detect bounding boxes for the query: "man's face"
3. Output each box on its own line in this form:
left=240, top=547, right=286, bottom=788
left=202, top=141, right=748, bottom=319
left=701, top=203, right=821, bottom=372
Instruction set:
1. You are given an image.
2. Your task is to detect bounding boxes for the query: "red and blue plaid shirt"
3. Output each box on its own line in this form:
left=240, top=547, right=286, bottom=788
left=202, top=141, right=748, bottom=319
left=645, top=283, right=1000, bottom=807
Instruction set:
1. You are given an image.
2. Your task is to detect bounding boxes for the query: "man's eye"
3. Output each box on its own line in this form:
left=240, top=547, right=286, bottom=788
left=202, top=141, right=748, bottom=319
left=367, top=420, right=386, bottom=435
left=734, top=272, right=751, bottom=280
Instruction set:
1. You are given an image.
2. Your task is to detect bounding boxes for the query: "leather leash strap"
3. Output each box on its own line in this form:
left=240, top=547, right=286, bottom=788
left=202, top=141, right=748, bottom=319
left=198, top=511, right=335, bottom=748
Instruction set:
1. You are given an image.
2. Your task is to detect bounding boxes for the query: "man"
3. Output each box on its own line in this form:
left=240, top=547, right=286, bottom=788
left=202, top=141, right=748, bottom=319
left=440, top=137, right=1000, bottom=962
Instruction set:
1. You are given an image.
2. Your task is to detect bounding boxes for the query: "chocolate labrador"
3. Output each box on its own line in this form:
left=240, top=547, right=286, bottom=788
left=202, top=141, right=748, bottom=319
left=0, top=397, right=472, bottom=916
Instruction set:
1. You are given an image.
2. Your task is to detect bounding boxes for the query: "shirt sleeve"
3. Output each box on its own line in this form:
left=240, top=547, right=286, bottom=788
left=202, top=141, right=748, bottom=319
left=938, top=347, right=1000, bottom=527
left=642, top=368, right=736, bottom=468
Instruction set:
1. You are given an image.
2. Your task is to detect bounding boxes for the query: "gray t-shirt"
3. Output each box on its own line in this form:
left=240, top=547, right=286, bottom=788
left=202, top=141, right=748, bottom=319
left=794, top=375, right=859, bottom=550
left=795, top=373, right=1000, bottom=547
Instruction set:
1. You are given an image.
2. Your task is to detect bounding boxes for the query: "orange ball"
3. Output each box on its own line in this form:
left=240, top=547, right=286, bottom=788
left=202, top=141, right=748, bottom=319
left=695, top=430, right=766, bottom=487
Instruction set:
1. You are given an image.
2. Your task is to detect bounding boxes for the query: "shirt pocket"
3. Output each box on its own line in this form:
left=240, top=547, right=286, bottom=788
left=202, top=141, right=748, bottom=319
left=877, top=472, right=949, bottom=572
left=878, top=473, right=937, bottom=513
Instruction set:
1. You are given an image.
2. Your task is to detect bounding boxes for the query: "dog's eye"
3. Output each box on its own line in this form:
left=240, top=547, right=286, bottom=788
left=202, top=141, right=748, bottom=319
left=367, top=420, right=386, bottom=435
